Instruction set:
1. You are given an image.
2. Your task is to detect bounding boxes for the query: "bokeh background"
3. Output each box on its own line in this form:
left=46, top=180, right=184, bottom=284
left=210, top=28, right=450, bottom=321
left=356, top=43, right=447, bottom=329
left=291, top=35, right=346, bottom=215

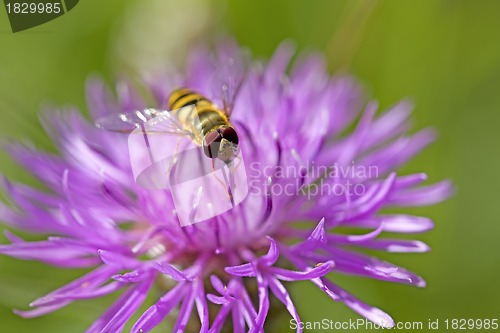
left=1, top=0, right=499, bottom=332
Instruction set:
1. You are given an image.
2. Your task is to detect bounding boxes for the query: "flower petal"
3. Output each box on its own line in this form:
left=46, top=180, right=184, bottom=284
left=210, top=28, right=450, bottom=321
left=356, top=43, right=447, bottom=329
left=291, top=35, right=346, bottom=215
left=87, top=273, right=154, bottom=333
left=153, top=261, right=190, bottom=281
left=271, top=261, right=334, bottom=281
left=268, top=277, right=302, bottom=333
left=325, top=280, right=395, bottom=328
left=259, top=237, right=279, bottom=267
left=210, top=275, right=227, bottom=295
left=98, top=250, right=138, bottom=269
left=30, top=265, right=118, bottom=307
left=329, top=249, right=426, bottom=287
left=209, top=303, right=232, bottom=333
left=195, top=281, right=210, bottom=333
left=249, top=272, right=270, bottom=333
left=353, top=239, right=430, bottom=253
left=225, top=263, right=255, bottom=277
left=207, top=294, right=230, bottom=305
left=388, top=180, right=454, bottom=206
left=346, top=214, right=434, bottom=233
left=173, top=282, right=198, bottom=333
left=132, top=283, right=186, bottom=333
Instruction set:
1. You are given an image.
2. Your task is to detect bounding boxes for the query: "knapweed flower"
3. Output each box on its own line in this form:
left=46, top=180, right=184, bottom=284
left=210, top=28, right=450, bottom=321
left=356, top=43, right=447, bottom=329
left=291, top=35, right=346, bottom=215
left=0, top=41, right=452, bottom=332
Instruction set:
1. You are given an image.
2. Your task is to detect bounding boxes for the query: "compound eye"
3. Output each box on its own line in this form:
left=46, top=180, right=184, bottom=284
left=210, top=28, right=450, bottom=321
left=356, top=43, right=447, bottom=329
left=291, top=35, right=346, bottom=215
left=203, top=130, right=222, bottom=158
left=220, top=127, right=239, bottom=145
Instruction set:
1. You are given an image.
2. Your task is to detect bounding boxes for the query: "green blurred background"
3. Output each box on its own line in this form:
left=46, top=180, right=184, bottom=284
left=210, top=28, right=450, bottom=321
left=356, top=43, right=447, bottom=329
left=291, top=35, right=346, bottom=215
left=1, top=0, right=499, bottom=332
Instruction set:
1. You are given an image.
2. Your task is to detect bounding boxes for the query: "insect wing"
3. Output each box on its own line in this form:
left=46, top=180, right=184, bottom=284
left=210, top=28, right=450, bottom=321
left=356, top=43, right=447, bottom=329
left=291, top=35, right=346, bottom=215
left=121, top=107, right=249, bottom=226
left=128, top=106, right=203, bottom=190
left=210, top=47, right=250, bottom=118
left=167, top=146, right=249, bottom=227
left=95, top=108, right=165, bottom=133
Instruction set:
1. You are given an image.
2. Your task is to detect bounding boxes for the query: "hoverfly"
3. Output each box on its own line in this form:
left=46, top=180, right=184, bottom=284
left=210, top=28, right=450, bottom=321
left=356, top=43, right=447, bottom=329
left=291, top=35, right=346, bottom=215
left=94, top=58, right=249, bottom=225
left=95, top=86, right=242, bottom=164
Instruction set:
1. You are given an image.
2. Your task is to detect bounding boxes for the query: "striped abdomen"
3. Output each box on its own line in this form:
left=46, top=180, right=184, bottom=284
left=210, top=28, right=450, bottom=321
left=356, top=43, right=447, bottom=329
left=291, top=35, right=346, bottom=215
left=166, top=88, right=229, bottom=136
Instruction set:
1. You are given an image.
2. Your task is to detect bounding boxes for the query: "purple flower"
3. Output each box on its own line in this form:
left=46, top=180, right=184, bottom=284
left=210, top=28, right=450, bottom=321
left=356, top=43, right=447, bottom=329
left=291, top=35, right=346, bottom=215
left=0, top=41, right=452, bottom=332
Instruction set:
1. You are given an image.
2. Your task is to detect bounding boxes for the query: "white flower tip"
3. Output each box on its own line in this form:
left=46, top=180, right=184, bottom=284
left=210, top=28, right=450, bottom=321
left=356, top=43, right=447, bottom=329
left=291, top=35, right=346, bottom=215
left=416, top=278, right=427, bottom=288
